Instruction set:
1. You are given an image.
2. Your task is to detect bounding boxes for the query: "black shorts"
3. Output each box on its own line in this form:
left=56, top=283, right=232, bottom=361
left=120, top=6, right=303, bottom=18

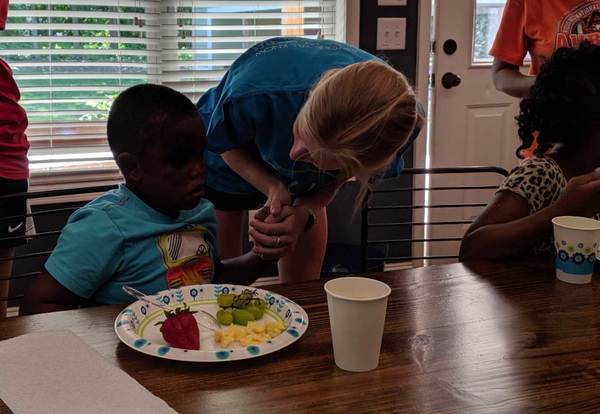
left=0, top=178, right=28, bottom=248
left=204, top=186, right=267, bottom=212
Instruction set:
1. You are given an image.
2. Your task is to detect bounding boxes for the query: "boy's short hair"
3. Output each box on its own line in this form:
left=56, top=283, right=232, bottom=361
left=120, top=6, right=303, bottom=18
left=107, top=84, right=201, bottom=156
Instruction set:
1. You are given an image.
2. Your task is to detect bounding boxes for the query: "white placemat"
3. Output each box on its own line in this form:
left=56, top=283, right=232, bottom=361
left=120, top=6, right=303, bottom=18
left=0, top=330, right=176, bottom=414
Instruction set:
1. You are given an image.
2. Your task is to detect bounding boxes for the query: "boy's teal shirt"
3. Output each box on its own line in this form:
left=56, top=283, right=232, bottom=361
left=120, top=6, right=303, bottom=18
left=45, top=185, right=218, bottom=304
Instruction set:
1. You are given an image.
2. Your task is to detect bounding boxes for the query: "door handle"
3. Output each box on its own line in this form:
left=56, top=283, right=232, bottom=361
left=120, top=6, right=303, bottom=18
left=441, top=72, right=461, bottom=89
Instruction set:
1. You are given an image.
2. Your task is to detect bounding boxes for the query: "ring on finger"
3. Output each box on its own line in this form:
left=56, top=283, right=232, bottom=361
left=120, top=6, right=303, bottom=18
left=274, top=236, right=281, bottom=247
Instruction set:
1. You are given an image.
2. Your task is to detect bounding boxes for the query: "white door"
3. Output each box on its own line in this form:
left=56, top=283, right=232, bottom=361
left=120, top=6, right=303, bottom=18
left=424, top=0, right=523, bottom=260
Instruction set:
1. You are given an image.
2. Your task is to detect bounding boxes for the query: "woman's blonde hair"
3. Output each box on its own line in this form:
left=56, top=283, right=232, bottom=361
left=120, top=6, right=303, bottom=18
left=297, top=60, right=419, bottom=201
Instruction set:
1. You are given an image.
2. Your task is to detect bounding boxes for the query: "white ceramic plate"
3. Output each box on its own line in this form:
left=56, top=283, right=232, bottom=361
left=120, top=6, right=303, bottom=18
left=114, top=284, right=309, bottom=362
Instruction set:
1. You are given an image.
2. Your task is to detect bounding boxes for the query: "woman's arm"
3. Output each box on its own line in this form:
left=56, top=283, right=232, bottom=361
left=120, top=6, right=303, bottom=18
left=492, top=58, right=536, bottom=98
left=221, top=148, right=290, bottom=213
left=294, top=180, right=344, bottom=214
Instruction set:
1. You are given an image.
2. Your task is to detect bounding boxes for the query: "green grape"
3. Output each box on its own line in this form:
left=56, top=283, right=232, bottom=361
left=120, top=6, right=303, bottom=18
left=232, top=309, right=255, bottom=326
left=245, top=304, right=264, bottom=320
left=254, top=298, right=267, bottom=310
left=216, top=309, right=233, bottom=325
left=232, top=289, right=254, bottom=308
left=217, top=293, right=235, bottom=308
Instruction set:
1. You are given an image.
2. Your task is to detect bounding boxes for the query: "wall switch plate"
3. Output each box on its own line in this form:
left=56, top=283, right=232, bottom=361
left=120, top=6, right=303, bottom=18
left=376, top=17, right=407, bottom=50
left=378, top=0, right=407, bottom=5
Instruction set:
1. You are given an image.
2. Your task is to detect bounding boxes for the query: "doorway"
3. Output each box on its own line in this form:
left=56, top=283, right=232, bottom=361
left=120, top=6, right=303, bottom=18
left=415, top=0, right=522, bottom=261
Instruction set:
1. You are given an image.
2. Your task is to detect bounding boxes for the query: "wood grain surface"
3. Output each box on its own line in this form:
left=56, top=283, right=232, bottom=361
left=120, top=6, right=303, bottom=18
left=2, top=260, right=599, bottom=413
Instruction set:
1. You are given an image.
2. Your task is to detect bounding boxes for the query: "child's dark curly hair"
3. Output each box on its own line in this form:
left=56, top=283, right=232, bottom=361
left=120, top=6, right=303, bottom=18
left=516, top=41, right=600, bottom=159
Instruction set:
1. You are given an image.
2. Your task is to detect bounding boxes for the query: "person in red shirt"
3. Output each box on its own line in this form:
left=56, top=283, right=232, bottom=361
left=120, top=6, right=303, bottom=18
left=0, top=0, right=30, bottom=318
left=491, top=0, right=600, bottom=98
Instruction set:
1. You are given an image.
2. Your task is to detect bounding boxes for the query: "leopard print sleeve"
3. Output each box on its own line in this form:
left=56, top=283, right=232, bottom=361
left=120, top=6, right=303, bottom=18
left=497, top=157, right=567, bottom=214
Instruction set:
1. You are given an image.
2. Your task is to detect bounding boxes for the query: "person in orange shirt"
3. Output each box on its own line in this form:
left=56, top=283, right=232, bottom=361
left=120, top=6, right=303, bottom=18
left=491, top=0, right=600, bottom=98
left=0, top=0, right=30, bottom=318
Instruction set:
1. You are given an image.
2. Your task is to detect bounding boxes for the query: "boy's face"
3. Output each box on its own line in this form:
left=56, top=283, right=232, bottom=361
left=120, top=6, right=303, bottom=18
left=1, top=0, right=9, bottom=30
left=129, top=114, right=207, bottom=217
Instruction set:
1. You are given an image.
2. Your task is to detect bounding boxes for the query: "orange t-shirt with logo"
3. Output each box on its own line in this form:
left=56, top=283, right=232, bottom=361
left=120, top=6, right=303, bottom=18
left=490, top=0, right=600, bottom=74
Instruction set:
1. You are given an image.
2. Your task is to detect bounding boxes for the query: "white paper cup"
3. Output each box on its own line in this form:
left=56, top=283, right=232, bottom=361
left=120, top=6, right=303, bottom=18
left=324, top=277, right=391, bottom=372
left=552, top=216, right=600, bottom=284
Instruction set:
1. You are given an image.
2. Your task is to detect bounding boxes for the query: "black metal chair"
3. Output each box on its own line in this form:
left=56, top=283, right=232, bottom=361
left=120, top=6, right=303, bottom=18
left=0, top=185, right=117, bottom=312
left=1, top=166, right=510, bottom=312
left=361, top=166, right=509, bottom=271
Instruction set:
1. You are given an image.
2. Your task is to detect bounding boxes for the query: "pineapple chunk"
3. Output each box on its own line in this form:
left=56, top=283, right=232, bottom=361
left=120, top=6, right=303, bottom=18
left=214, top=319, right=286, bottom=348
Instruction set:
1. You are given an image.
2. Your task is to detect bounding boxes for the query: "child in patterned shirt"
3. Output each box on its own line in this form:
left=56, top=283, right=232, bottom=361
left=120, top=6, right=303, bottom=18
left=460, top=41, right=600, bottom=260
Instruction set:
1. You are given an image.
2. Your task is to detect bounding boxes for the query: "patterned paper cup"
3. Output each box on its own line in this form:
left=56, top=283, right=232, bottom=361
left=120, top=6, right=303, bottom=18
left=552, top=216, right=600, bottom=284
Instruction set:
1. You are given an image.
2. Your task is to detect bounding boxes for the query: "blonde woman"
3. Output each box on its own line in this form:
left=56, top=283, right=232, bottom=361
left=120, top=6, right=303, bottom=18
left=197, top=37, right=421, bottom=283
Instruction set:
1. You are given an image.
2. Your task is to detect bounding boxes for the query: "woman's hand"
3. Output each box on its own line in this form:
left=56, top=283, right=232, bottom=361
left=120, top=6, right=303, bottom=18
left=265, top=181, right=291, bottom=220
left=249, top=206, right=311, bottom=258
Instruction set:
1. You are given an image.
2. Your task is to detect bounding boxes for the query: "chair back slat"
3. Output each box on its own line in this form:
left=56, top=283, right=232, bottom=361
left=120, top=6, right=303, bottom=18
left=361, top=166, right=508, bottom=271
left=0, top=185, right=119, bottom=311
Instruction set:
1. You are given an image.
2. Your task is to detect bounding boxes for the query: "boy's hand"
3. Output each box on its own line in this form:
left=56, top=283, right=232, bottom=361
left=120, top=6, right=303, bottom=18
left=253, top=205, right=271, bottom=222
left=555, top=168, right=600, bottom=217
left=249, top=206, right=309, bottom=259
left=253, top=205, right=283, bottom=225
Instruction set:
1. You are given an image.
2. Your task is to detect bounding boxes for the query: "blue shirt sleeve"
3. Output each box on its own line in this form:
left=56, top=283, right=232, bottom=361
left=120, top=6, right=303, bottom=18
left=45, top=207, right=124, bottom=299
left=206, top=95, right=259, bottom=154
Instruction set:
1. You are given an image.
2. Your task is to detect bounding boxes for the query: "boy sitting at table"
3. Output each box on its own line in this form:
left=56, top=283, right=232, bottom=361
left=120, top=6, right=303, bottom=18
left=459, top=42, right=600, bottom=261
left=21, top=84, right=287, bottom=315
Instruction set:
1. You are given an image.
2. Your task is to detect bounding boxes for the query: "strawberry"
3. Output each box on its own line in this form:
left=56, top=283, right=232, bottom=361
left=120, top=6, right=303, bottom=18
left=156, top=304, right=200, bottom=350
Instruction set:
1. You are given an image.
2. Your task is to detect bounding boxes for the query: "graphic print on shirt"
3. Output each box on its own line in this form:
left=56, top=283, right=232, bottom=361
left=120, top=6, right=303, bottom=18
left=556, top=1, right=600, bottom=48
left=157, top=225, right=214, bottom=288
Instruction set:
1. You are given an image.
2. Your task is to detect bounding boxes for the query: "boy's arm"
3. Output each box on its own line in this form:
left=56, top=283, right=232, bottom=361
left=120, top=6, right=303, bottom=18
left=20, top=270, right=83, bottom=315
left=213, top=252, right=277, bottom=286
left=21, top=207, right=124, bottom=314
left=460, top=169, right=600, bottom=261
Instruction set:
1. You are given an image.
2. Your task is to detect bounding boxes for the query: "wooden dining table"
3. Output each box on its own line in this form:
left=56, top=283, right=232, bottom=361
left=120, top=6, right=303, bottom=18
left=1, top=260, right=600, bottom=413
